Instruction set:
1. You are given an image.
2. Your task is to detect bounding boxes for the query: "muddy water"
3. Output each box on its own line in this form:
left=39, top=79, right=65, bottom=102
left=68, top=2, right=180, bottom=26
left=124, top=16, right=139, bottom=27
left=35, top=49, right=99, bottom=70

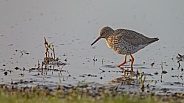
left=0, top=0, right=184, bottom=94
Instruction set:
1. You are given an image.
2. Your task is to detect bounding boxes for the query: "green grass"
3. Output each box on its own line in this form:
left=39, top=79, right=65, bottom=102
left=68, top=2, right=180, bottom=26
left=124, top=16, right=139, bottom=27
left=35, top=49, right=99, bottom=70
left=0, top=87, right=182, bottom=103
left=0, top=92, right=153, bottom=103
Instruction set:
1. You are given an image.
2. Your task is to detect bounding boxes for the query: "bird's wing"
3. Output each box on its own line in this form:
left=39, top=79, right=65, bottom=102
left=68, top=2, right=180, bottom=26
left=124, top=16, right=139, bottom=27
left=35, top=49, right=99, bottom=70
left=114, top=29, right=151, bottom=46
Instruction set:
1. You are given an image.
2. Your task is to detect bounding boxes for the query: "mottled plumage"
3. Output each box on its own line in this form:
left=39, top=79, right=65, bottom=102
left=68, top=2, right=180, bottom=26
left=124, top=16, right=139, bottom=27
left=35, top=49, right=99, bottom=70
left=106, top=28, right=158, bottom=54
left=91, top=26, right=159, bottom=70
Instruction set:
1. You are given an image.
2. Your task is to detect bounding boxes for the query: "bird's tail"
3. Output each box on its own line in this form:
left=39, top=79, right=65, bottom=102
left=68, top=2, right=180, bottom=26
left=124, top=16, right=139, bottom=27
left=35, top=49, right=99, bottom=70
left=148, top=38, right=159, bottom=44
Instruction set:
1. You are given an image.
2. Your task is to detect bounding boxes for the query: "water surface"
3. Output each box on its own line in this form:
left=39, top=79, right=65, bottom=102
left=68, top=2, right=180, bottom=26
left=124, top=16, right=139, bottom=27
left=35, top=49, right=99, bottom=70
left=0, top=0, right=184, bottom=94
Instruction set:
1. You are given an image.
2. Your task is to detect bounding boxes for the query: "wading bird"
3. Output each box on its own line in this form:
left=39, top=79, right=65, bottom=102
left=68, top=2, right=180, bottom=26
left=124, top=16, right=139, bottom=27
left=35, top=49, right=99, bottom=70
left=91, top=26, right=159, bottom=71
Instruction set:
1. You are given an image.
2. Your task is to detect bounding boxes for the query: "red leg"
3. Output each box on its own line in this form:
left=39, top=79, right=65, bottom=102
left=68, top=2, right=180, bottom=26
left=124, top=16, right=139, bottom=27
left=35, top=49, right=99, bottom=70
left=118, top=54, right=127, bottom=67
left=130, top=54, right=134, bottom=71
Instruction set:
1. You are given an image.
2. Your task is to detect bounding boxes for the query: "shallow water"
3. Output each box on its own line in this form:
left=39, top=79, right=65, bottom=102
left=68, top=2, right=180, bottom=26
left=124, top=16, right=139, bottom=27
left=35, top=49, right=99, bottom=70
left=0, top=0, right=184, bottom=94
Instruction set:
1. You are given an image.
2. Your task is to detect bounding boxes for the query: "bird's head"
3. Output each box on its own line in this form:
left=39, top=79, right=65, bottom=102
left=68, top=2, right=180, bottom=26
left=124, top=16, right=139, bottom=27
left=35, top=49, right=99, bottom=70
left=91, top=26, right=114, bottom=46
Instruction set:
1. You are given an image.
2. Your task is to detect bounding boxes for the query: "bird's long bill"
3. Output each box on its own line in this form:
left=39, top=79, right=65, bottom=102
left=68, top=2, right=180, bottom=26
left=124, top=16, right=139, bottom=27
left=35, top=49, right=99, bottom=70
left=91, top=36, right=101, bottom=46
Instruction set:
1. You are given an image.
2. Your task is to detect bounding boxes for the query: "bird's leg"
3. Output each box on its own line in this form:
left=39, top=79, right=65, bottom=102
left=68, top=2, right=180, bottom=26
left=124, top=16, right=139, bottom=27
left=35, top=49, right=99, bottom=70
left=130, top=54, right=134, bottom=71
left=118, top=54, right=127, bottom=67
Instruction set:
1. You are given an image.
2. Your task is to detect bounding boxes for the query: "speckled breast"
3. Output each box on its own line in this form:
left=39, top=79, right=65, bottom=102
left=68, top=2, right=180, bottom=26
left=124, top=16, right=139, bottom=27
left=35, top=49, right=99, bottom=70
left=105, top=36, right=137, bottom=55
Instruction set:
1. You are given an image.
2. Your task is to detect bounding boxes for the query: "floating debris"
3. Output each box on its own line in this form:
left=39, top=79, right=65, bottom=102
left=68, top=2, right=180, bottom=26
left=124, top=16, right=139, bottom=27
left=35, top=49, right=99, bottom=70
left=151, top=62, right=155, bottom=67
left=176, top=53, right=184, bottom=62
left=4, top=71, right=8, bottom=75
left=99, top=68, right=105, bottom=73
left=154, top=72, right=158, bottom=75
left=93, top=56, right=97, bottom=61
left=171, top=68, right=174, bottom=70
left=79, top=74, right=97, bottom=78
left=162, top=71, right=167, bottom=74
left=20, top=50, right=30, bottom=57
left=15, top=67, right=20, bottom=70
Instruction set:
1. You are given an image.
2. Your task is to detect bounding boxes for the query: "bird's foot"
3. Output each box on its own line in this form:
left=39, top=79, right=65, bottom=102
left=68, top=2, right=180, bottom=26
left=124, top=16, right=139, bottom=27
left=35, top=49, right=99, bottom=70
left=130, top=67, right=133, bottom=72
left=117, top=61, right=126, bottom=67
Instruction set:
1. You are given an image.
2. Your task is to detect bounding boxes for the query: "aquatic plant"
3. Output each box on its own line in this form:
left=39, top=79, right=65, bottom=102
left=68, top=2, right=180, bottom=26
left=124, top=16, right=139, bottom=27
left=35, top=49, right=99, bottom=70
left=161, top=61, right=167, bottom=74
left=138, top=71, right=146, bottom=91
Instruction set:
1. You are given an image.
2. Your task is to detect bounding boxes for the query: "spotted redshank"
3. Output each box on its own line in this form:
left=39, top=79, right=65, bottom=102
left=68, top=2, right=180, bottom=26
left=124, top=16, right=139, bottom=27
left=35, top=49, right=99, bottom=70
left=91, top=26, right=159, bottom=70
